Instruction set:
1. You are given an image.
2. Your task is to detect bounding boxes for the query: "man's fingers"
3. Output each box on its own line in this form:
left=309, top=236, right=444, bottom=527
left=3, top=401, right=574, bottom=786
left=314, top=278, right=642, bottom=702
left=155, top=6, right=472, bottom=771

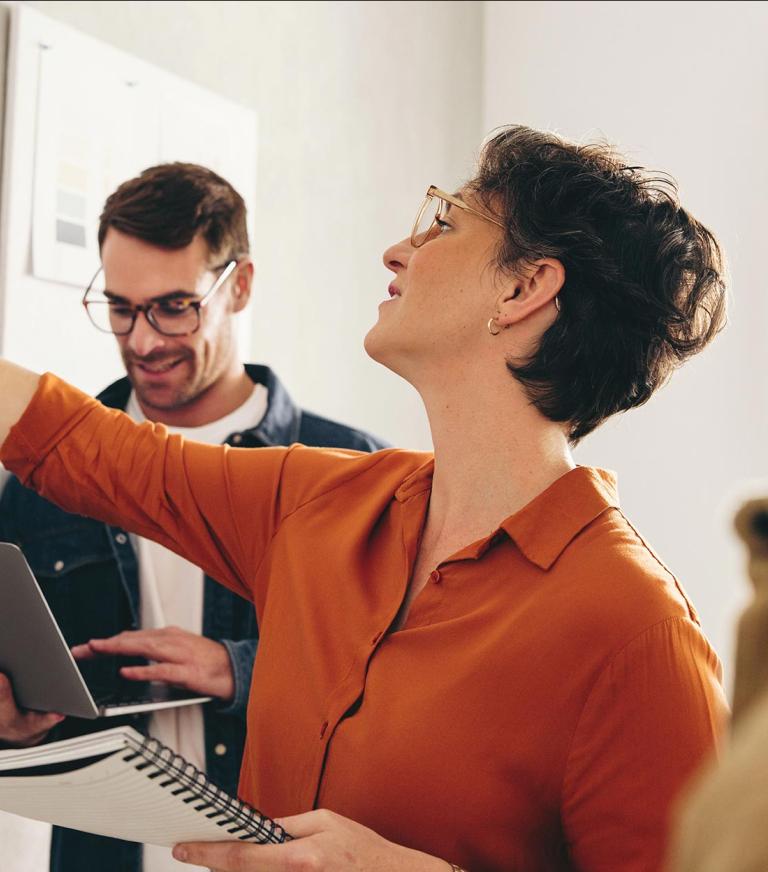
left=120, top=664, right=188, bottom=687
left=88, top=632, right=166, bottom=660
left=2, top=709, right=64, bottom=746
left=70, top=643, right=96, bottom=660
left=0, top=673, right=18, bottom=713
left=0, top=673, right=65, bottom=745
left=23, top=710, right=65, bottom=727
left=17, top=711, right=66, bottom=742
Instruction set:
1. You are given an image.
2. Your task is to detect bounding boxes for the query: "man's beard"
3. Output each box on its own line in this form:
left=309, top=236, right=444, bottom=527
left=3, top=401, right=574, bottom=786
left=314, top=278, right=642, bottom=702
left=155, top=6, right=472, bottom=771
left=123, top=349, right=201, bottom=411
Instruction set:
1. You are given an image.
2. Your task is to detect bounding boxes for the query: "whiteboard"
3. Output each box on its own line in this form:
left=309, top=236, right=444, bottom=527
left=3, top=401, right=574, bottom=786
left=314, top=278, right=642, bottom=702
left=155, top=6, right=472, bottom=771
left=0, top=4, right=258, bottom=393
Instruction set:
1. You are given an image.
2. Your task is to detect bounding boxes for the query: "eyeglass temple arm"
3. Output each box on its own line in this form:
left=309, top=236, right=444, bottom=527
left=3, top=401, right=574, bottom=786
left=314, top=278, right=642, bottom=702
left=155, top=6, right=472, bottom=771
left=199, top=260, right=238, bottom=307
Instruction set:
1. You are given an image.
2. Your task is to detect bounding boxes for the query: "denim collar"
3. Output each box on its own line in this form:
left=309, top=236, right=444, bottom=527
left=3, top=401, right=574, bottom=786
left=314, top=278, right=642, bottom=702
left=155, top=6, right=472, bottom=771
left=96, top=363, right=302, bottom=446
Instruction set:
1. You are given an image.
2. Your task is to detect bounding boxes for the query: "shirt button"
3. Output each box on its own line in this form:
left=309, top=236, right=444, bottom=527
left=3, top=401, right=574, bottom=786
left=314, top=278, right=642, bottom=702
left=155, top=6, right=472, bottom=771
left=371, top=632, right=382, bottom=646
left=319, top=720, right=329, bottom=739
left=53, top=560, right=64, bottom=572
left=231, top=434, right=243, bottom=445
left=214, top=743, right=227, bottom=756
left=430, top=570, right=441, bottom=583
left=115, top=533, right=128, bottom=545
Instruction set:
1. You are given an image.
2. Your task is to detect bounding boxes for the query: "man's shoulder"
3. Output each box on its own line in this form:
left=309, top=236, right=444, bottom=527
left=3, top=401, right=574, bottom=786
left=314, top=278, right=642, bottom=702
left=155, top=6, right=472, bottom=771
left=244, top=363, right=388, bottom=453
left=297, top=408, right=389, bottom=453
left=95, top=376, right=131, bottom=410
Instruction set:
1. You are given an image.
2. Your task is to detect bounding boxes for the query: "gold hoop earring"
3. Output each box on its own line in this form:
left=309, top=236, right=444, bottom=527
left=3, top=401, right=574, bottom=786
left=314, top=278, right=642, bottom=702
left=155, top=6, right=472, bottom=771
left=487, top=317, right=501, bottom=336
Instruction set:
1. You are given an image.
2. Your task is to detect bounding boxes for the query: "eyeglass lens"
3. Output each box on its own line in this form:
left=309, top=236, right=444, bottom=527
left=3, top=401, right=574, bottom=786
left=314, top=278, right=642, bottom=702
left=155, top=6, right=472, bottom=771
left=84, top=300, right=201, bottom=336
left=412, top=195, right=446, bottom=247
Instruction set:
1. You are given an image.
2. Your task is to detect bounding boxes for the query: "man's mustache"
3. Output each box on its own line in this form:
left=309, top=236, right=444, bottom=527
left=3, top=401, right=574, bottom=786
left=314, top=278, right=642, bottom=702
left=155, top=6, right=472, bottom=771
left=123, top=351, right=192, bottom=367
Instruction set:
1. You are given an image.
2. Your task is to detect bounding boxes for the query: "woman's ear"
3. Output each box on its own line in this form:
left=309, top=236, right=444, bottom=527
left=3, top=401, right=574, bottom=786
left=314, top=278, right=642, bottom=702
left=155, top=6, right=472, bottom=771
left=493, top=258, right=564, bottom=328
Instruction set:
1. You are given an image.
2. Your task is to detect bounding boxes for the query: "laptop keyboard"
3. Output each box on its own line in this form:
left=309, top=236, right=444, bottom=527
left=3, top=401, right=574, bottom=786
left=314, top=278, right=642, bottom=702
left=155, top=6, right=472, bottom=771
left=91, top=681, right=185, bottom=708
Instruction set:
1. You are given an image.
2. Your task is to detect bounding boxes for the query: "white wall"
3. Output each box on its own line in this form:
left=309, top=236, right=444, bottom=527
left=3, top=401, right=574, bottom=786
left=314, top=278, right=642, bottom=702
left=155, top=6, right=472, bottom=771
left=2, top=0, right=765, bottom=866
left=20, top=0, right=483, bottom=450
left=484, top=0, right=768, bottom=690
left=0, top=2, right=482, bottom=869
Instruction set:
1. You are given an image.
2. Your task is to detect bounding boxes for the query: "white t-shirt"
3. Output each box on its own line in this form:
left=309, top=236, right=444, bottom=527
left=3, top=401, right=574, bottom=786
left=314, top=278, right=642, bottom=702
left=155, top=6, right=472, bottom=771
left=126, top=381, right=268, bottom=872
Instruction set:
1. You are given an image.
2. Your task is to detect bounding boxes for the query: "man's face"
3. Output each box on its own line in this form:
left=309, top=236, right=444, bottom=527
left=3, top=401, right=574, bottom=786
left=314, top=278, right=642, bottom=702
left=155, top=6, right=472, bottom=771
left=100, top=229, right=247, bottom=415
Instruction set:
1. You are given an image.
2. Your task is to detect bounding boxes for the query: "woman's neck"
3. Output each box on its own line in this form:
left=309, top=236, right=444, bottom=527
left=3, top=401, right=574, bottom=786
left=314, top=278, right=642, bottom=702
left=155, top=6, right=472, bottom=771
left=419, top=369, right=576, bottom=544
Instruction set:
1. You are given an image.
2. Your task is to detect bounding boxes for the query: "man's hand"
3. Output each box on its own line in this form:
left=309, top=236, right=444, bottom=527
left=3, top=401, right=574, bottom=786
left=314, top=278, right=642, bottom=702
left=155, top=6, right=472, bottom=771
left=71, top=627, right=235, bottom=702
left=172, top=808, right=452, bottom=872
left=0, top=672, right=64, bottom=747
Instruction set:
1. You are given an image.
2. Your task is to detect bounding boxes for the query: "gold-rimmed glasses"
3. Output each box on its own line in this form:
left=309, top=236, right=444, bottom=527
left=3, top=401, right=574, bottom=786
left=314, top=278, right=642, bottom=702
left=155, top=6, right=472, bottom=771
left=82, top=260, right=238, bottom=336
left=410, top=185, right=506, bottom=248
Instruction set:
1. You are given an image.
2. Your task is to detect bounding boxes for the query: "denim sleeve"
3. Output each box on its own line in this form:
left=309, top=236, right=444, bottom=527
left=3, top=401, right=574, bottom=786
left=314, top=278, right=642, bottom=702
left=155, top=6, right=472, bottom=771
left=215, top=637, right=257, bottom=720
left=0, top=476, right=14, bottom=540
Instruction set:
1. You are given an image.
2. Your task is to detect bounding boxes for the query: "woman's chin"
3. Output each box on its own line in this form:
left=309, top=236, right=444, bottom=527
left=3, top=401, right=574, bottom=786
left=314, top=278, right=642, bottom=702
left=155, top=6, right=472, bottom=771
left=363, top=321, right=386, bottom=363
left=364, top=322, right=404, bottom=374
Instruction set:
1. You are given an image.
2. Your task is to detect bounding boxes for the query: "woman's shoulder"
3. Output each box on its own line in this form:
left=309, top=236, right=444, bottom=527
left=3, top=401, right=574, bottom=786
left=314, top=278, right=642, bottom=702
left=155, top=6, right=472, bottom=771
left=557, top=505, right=702, bottom=635
left=279, top=445, right=433, bottom=513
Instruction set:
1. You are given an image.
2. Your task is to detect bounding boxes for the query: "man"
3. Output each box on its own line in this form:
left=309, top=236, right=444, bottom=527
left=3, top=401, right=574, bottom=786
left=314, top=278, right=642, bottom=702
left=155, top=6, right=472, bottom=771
left=0, top=163, right=386, bottom=872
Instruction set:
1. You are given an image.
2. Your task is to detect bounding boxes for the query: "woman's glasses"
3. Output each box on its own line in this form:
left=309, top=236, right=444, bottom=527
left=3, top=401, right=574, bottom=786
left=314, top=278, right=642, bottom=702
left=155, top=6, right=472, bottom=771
left=411, top=185, right=505, bottom=247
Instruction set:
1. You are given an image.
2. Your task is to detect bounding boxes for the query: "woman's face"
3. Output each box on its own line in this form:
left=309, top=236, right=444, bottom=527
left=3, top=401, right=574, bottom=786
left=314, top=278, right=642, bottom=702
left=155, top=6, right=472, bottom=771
left=365, top=188, right=509, bottom=382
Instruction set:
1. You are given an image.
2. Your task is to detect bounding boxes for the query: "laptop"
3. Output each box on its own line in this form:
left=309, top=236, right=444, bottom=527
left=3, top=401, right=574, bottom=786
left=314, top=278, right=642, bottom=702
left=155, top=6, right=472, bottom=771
left=0, top=541, right=212, bottom=719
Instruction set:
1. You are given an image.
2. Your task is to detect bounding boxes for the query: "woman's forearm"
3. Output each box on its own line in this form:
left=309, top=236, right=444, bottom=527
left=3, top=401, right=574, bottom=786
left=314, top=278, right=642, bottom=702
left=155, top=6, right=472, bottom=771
left=0, top=361, right=41, bottom=450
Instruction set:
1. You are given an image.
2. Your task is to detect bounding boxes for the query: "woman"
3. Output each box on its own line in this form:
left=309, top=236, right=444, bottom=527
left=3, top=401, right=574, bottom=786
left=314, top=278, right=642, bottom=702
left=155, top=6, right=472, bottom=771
left=0, top=125, right=729, bottom=871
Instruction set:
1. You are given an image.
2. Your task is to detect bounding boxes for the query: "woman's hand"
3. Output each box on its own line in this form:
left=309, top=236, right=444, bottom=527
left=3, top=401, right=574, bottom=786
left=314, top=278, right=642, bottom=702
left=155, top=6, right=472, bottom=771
left=172, top=808, right=452, bottom=872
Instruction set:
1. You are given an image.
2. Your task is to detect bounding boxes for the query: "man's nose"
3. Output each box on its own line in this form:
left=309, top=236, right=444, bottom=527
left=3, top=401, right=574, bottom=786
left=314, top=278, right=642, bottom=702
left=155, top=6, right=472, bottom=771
left=126, top=310, right=166, bottom=357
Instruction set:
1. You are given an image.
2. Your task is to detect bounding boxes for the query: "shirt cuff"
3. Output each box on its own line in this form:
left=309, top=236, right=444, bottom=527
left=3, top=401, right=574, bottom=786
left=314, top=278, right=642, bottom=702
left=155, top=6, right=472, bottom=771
left=215, top=638, right=256, bottom=719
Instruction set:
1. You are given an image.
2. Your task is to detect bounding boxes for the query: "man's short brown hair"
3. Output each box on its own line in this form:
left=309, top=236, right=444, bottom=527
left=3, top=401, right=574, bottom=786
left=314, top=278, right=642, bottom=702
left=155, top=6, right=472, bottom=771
left=98, top=162, right=249, bottom=262
left=469, top=125, right=727, bottom=444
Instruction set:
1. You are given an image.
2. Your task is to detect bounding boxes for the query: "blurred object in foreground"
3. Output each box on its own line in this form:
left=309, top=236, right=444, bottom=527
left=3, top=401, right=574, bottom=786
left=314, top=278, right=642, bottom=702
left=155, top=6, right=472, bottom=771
left=668, top=493, right=768, bottom=872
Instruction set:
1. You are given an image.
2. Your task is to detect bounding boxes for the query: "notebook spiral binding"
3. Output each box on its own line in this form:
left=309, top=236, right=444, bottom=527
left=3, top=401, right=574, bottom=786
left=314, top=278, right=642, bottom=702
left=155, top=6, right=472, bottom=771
left=121, top=734, right=291, bottom=844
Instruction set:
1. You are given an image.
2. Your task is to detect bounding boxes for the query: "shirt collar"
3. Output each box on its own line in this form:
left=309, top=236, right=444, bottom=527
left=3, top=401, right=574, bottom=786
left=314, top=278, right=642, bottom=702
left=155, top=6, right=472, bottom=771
left=500, top=466, right=620, bottom=570
left=395, top=462, right=620, bottom=571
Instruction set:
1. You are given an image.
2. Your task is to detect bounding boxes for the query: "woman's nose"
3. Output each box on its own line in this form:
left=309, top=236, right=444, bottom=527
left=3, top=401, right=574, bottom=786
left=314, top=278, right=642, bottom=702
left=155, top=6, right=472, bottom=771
left=382, top=237, right=413, bottom=274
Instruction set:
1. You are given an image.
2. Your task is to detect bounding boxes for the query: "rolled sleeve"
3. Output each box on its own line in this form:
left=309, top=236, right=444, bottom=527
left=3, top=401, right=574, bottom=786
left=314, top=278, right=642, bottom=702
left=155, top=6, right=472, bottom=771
left=0, top=374, right=290, bottom=602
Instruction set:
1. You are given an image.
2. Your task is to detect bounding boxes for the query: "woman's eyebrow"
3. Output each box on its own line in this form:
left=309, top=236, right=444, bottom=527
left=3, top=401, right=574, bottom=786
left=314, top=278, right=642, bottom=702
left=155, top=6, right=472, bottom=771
left=444, top=192, right=465, bottom=215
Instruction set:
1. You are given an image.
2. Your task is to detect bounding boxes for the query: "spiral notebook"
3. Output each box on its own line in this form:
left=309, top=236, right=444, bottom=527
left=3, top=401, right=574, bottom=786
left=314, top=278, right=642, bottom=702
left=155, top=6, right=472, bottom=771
left=0, top=726, right=290, bottom=847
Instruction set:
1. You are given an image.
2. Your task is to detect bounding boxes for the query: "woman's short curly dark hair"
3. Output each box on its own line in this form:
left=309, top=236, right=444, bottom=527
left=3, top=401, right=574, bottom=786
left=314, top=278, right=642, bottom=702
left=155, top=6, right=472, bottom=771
left=468, top=125, right=727, bottom=444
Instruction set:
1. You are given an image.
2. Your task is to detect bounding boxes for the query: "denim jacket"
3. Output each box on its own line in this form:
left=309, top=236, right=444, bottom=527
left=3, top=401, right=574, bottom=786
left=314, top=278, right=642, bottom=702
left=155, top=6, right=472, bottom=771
left=0, top=364, right=386, bottom=872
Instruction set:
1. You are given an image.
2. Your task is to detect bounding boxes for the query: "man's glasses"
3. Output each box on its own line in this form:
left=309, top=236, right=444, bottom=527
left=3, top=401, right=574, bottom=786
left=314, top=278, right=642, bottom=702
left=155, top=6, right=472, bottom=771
left=82, top=261, right=238, bottom=336
left=411, top=185, right=506, bottom=248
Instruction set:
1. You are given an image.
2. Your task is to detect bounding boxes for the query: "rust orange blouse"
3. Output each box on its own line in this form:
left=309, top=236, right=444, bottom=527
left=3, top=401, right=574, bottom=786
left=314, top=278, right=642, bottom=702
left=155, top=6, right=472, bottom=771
left=1, top=375, right=728, bottom=872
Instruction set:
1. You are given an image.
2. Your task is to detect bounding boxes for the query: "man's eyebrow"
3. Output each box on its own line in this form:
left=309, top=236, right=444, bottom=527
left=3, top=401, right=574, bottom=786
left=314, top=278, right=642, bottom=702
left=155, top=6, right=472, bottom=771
left=104, top=289, right=196, bottom=304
